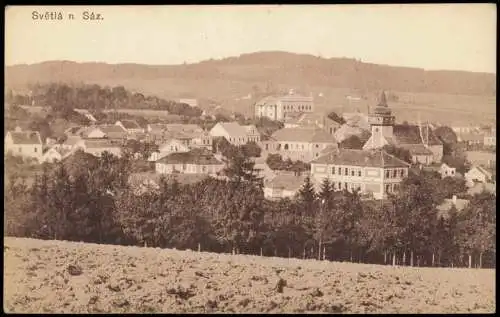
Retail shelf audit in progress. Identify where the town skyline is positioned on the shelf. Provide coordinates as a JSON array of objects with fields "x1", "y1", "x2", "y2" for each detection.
[{"x1": 5, "y1": 4, "x2": 496, "y2": 73}]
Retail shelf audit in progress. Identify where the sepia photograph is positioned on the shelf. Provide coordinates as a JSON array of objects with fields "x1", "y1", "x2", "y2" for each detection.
[{"x1": 4, "y1": 4, "x2": 496, "y2": 313}]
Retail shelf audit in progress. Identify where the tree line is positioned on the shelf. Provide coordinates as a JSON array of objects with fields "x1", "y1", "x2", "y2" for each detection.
[
  {"x1": 4, "y1": 149, "x2": 495, "y2": 269},
  {"x1": 6, "y1": 83, "x2": 203, "y2": 118}
]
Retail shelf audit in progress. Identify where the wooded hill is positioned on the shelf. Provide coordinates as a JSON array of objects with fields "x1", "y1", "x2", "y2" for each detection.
[{"x1": 6, "y1": 51, "x2": 495, "y2": 99}]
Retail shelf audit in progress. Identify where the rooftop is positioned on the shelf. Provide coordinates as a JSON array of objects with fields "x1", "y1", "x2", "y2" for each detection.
[
  {"x1": 265, "y1": 174, "x2": 307, "y2": 191},
  {"x1": 118, "y1": 120, "x2": 142, "y2": 130},
  {"x1": 271, "y1": 127, "x2": 337, "y2": 143},
  {"x1": 156, "y1": 150, "x2": 223, "y2": 165},
  {"x1": 8, "y1": 131, "x2": 42, "y2": 145},
  {"x1": 312, "y1": 149, "x2": 410, "y2": 168}
]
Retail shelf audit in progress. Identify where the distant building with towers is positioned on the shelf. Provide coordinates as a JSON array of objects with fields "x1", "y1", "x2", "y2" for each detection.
[{"x1": 254, "y1": 89, "x2": 314, "y2": 121}]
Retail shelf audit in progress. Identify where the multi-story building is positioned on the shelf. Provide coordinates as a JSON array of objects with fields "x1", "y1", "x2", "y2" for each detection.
[
  {"x1": 363, "y1": 92, "x2": 443, "y2": 164},
  {"x1": 4, "y1": 127, "x2": 43, "y2": 161},
  {"x1": 262, "y1": 127, "x2": 338, "y2": 162},
  {"x1": 254, "y1": 90, "x2": 314, "y2": 121},
  {"x1": 210, "y1": 122, "x2": 260, "y2": 145},
  {"x1": 310, "y1": 149, "x2": 411, "y2": 200}
]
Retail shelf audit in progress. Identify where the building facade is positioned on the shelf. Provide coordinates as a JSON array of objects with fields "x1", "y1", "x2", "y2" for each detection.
[
  {"x1": 310, "y1": 149, "x2": 410, "y2": 200},
  {"x1": 255, "y1": 90, "x2": 314, "y2": 121},
  {"x1": 210, "y1": 122, "x2": 261, "y2": 145},
  {"x1": 155, "y1": 151, "x2": 224, "y2": 175},
  {"x1": 4, "y1": 128, "x2": 43, "y2": 161},
  {"x1": 262, "y1": 127, "x2": 338, "y2": 162}
]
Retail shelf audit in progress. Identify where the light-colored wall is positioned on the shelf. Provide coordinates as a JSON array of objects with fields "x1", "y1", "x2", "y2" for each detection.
[
  {"x1": 311, "y1": 163, "x2": 408, "y2": 199},
  {"x1": 155, "y1": 162, "x2": 224, "y2": 175},
  {"x1": 5, "y1": 134, "x2": 43, "y2": 161},
  {"x1": 265, "y1": 141, "x2": 336, "y2": 163}
]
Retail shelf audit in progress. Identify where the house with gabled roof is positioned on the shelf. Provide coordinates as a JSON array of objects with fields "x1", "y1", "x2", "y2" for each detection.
[
  {"x1": 262, "y1": 127, "x2": 338, "y2": 162},
  {"x1": 4, "y1": 128, "x2": 43, "y2": 161},
  {"x1": 464, "y1": 166, "x2": 494, "y2": 187},
  {"x1": 310, "y1": 149, "x2": 411, "y2": 200},
  {"x1": 210, "y1": 122, "x2": 261, "y2": 145},
  {"x1": 155, "y1": 149, "x2": 224, "y2": 175},
  {"x1": 263, "y1": 173, "x2": 307, "y2": 200},
  {"x1": 98, "y1": 124, "x2": 127, "y2": 140},
  {"x1": 115, "y1": 120, "x2": 144, "y2": 134},
  {"x1": 148, "y1": 138, "x2": 190, "y2": 162},
  {"x1": 439, "y1": 163, "x2": 457, "y2": 179}
]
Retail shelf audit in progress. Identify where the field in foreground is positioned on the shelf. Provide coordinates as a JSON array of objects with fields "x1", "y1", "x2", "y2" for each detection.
[{"x1": 4, "y1": 237, "x2": 495, "y2": 314}]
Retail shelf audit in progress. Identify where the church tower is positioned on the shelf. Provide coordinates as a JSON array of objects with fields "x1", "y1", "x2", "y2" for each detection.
[{"x1": 364, "y1": 91, "x2": 396, "y2": 149}]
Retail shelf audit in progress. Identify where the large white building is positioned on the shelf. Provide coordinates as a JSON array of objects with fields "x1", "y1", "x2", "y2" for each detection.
[
  {"x1": 254, "y1": 90, "x2": 314, "y2": 121},
  {"x1": 310, "y1": 149, "x2": 411, "y2": 200}
]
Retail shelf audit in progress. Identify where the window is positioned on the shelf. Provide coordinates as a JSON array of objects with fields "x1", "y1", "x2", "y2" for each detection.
[
  {"x1": 385, "y1": 184, "x2": 391, "y2": 193},
  {"x1": 344, "y1": 182, "x2": 348, "y2": 189},
  {"x1": 393, "y1": 170, "x2": 397, "y2": 178},
  {"x1": 284, "y1": 144, "x2": 289, "y2": 150},
  {"x1": 338, "y1": 182, "x2": 342, "y2": 190},
  {"x1": 344, "y1": 168, "x2": 348, "y2": 176},
  {"x1": 202, "y1": 166, "x2": 207, "y2": 173},
  {"x1": 338, "y1": 167, "x2": 341, "y2": 174},
  {"x1": 315, "y1": 144, "x2": 319, "y2": 148},
  {"x1": 351, "y1": 170, "x2": 355, "y2": 176},
  {"x1": 332, "y1": 167, "x2": 335, "y2": 175},
  {"x1": 34, "y1": 147, "x2": 37, "y2": 153},
  {"x1": 358, "y1": 170, "x2": 362, "y2": 177},
  {"x1": 400, "y1": 169, "x2": 404, "y2": 177},
  {"x1": 385, "y1": 170, "x2": 390, "y2": 178},
  {"x1": 394, "y1": 184, "x2": 399, "y2": 192}
]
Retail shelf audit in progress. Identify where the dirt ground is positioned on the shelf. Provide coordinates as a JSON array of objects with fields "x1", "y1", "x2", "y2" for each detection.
[{"x1": 4, "y1": 237, "x2": 495, "y2": 313}]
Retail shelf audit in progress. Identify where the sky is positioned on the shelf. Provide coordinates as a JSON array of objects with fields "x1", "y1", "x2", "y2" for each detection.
[{"x1": 5, "y1": 4, "x2": 497, "y2": 73}]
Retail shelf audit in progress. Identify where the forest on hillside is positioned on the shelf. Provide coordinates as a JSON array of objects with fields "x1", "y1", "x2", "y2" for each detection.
[
  {"x1": 5, "y1": 52, "x2": 496, "y2": 97},
  {"x1": 6, "y1": 83, "x2": 203, "y2": 117}
]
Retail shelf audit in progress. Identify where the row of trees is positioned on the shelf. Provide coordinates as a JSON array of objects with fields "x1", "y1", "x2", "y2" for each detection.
[
  {"x1": 5, "y1": 149, "x2": 495, "y2": 268},
  {"x1": 7, "y1": 83, "x2": 203, "y2": 117}
]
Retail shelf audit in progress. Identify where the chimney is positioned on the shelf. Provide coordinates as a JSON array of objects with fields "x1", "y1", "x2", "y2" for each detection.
[{"x1": 452, "y1": 195, "x2": 457, "y2": 204}]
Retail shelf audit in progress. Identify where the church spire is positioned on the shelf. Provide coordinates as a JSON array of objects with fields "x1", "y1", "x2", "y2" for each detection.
[{"x1": 378, "y1": 91, "x2": 388, "y2": 107}]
